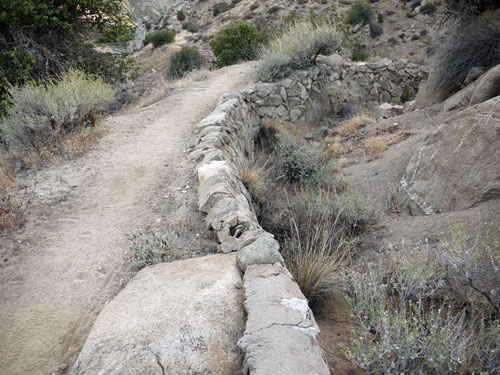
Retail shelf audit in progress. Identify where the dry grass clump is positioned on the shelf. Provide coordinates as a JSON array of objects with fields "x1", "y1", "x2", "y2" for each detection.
[
  {"x1": 1, "y1": 70, "x2": 113, "y2": 158},
  {"x1": 337, "y1": 114, "x2": 372, "y2": 137},
  {"x1": 241, "y1": 160, "x2": 271, "y2": 202},
  {"x1": 363, "y1": 129, "x2": 410, "y2": 156}
]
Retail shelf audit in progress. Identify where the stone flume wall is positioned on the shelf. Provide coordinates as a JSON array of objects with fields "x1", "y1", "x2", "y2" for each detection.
[{"x1": 190, "y1": 57, "x2": 428, "y2": 374}]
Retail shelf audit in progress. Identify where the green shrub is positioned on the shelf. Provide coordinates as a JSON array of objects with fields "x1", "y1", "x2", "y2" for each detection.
[
  {"x1": 176, "y1": 10, "x2": 186, "y2": 21},
  {"x1": 212, "y1": 2, "x2": 230, "y2": 16},
  {"x1": 210, "y1": 21, "x2": 263, "y2": 67},
  {"x1": 344, "y1": 224, "x2": 500, "y2": 374},
  {"x1": 411, "y1": 33, "x2": 420, "y2": 40},
  {"x1": 129, "y1": 232, "x2": 173, "y2": 270},
  {"x1": 169, "y1": 45, "x2": 203, "y2": 79},
  {"x1": 351, "y1": 43, "x2": 369, "y2": 61},
  {"x1": 347, "y1": 0, "x2": 374, "y2": 25},
  {"x1": 182, "y1": 22, "x2": 199, "y2": 33},
  {"x1": 272, "y1": 133, "x2": 327, "y2": 184},
  {"x1": 144, "y1": 29, "x2": 176, "y2": 47},
  {"x1": 231, "y1": 0, "x2": 242, "y2": 6},
  {"x1": 257, "y1": 19, "x2": 349, "y2": 81},
  {"x1": 369, "y1": 22, "x2": 383, "y2": 38},
  {"x1": 332, "y1": 189, "x2": 374, "y2": 232},
  {"x1": 377, "y1": 12, "x2": 384, "y2": 23},
  {"x1": 0, "y1": 70, "x2": 113, "y2": 154}
]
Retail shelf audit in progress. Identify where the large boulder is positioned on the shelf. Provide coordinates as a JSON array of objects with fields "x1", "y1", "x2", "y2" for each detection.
[
  {"x1": 71, "y1": 254, "x2": 244, "y2": 375},
  {"x1": 398, "y1": 95, "x2": 500, "y2": 215}
]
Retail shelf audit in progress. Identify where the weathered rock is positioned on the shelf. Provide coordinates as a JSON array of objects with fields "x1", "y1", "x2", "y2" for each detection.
[
  {"x1": 444, "y1": 64, "x2": 500, "y2": 112},
  {"x1": 398, "y1": 96, "x2": 500, "y2": 215},
  {"x1": 237, "y1": 237, "x2": 283, "y2": 272},
  {"x1": 313, "y1": 127, "x2": 329, "y2": 141},
  {"x1": 376, "y1": 102, "x2": 404, "y2": 119},
  {"x1": 71, "y1": 254, "x2": 244, "y2": 375},
  {"x1": 238, "y1": 264, "x2": 329, "y2": 375}
]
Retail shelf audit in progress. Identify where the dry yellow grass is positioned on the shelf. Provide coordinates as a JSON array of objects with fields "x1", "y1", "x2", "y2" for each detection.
[
  {"x1": 337, "y1": 114, "x2": 373, "y2": 137},
  {"x1": 241, "y1": 161, "x2": 271, "y2": 202},
  {"x1": 364, "y1": 130, "x2": 410, "y2": 157}
]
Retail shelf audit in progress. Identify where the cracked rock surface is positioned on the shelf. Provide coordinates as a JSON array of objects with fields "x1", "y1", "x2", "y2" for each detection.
[{"x1": 71, "y1": 254, "x2": 244, "y2": 375}]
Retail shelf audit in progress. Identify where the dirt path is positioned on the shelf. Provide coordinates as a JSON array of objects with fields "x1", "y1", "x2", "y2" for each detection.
[{"x1": 0, "y1": 62, "x2": 255, "y2": 375}]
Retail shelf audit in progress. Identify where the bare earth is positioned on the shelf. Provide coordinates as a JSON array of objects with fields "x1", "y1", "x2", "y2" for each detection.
[{"x1": 0, "y1": 62, "x2": 255, "y2": 375}]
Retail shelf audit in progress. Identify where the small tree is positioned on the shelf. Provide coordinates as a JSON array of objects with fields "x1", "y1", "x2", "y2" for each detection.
[
  {"x1": 347, "y1": 0, "x2": 374, "y2": 26},
  {"x1": 210, "y1": 21, "x2": 263, "y2": 67},
  {"x1": 169, "y1": 46, "x2": 203, "y2": 78}
]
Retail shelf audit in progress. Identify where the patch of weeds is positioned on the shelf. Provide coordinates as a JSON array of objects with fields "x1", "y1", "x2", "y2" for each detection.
[
  {"x1": 212, "y1": 2, "x2": 231, "y2": 16},
  {"x1": 182, "y1": 22, "x2": 199, "y2": 33},
  {"x1": 0, "y1": 185, "x2": 32, "y2": 231},
  {"x1": 128, "y1": 232, "x2": 174, "y2": 270}
]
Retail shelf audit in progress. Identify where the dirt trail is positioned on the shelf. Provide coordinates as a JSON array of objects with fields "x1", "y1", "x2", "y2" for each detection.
[{"x1": 0, "y1": 62, "x2": 255, "y2": 375}]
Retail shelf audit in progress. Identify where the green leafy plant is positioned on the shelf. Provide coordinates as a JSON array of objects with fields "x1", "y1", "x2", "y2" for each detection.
[
  {"x1": 347, "y1": 0, "x2": 374, "y2": 25},
  {"x1": 182, "y1": 22, "x2": 199, "y2": 33},
  {"x1": 210, "y1": 21, "x2": 263, "y2": 67},
  {"x1": 129, "y1": 232, "x2": 174, "y2": 270},
  {"x1": 176, "y1": 10, "x2": 186, "y2": 21},
  {"x1": 169, "y1": 45, "x2": 203, "y2": 79},
  {"x1": 377, "y1": 12, "x2": 384, "y2": 23},
  {"x1": 212, "y1": 2, "x2": 230, "y2": 16},
  {"x1": 144, "y1": 29, "x2": 176, "y2": 47}
]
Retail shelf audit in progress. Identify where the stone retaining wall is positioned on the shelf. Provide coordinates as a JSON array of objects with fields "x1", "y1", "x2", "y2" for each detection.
[{"x1": 190, "y1": 57, "x2": 428, "y2": 374}]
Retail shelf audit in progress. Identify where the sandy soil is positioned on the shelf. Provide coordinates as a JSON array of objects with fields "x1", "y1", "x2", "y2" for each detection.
[{"x1": 0, "y1": 62, "x2": 255, "y2": 375}]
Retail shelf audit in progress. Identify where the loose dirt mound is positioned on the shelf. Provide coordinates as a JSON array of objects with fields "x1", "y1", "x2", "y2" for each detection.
[{"x1": 0, "y1": 62, "x2": 255, "y2": 375}]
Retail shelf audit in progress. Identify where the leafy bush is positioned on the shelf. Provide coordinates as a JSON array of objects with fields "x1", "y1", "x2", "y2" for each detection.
[
  {"x1": 210, "y1": 21, "x2": 263, "y2": 67},
  {"x1": 231, "y1": 0, "x2": 242, "y2": 6},
  {"x1": 377, "y1": 12, "x2": 384, "y2": 23},
  {"x1": 347, "y1": 0, "x2": 374, "y2": 25},
  {"x1": 272, "y1": 134, "x2": 328, "y2": 184},
  {"x1": 351, "y1": 43, "x2": 369, "y2": 61},
  {"x1": 0, "y1": 70, "x2": 113, "y2": 154},
  {"x1": 332, "y1": 189, "x2": 375, "y2": 232},
  {"x1": 144, "y1": 29, "x2": 176, "y2": 47},
  {"x1": 212, "y1": 2, "x2": 230, "y2": 16},
  {"x1": 345, "y1": 263, "x2": 470, "y2": 375},
  {"x1": 257, "y1": 19, "x2": 349, "y2": 81},
  {"x1": 344, "y1": 224, "x2": 500, "y2": 374},
  {"x1": 369, "y1": 22, "x2": 384, "y2": 38},
  {"x1": 169, "y1": 45, "x2": 203, "y2": 79},
  {"x1": 129, "y1": 232, "x2": 174, "y2": 270},
  {"x1": 176, "y1": 10, "x2": 186, "y2": 21},
  {"x1": 182, "y1": 22, "x2": 199, "y2": 33}
]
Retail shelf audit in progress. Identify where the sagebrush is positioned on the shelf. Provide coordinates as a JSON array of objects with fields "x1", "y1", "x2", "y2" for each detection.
[
  {"x1": 0, "y1": 70, "x2": 113, "y2": 155},
  {"x1": 129, "y1": 232, "x2": 174, "y2": 270},
  {"x1": 257, "y1": 19, "x2": 350, "y2": 81}
]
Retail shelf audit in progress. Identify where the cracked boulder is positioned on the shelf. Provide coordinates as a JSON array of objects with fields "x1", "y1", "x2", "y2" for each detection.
[
  {"x1": 71, "y1": 254, "x2": 244, "y2": 375},
  {"x1": 397, "y1": 95, "x2": 500, "y2": 215}
]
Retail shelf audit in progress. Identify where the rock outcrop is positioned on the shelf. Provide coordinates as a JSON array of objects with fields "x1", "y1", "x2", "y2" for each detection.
[
  {"x1": 71, "y1": 254, "x2": 244, "y2": 375},
  {"x1": 398, "y1": 95, "x2": 500, "y2": 215}
]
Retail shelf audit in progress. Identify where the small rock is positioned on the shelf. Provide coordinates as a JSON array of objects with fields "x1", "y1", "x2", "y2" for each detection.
[
  {"x1": 237, "y1": 237, "x2": 283, "y2": 272},
  {"x1": 313, "y1": 127, "x2": 329, "y2": 141},
  {"x1": 303, "y1": 133, "x2": 314, "y2": 141}
]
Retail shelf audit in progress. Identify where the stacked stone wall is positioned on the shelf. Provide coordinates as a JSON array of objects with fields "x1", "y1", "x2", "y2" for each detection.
[{"x1": 190, "y1": 57, "x2": 428, "y2": 374}]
